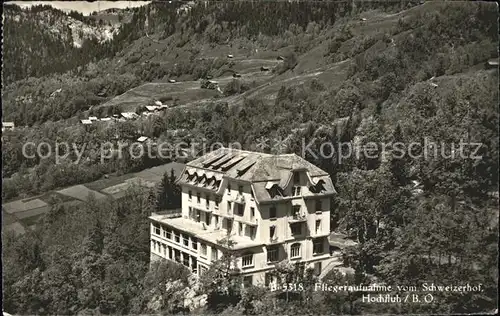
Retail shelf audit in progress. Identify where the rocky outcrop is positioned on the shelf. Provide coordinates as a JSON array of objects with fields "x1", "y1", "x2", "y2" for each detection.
[
  {"x1": 183, "y1": 274, "x2": 208, "y2": 311},
  {"x1": 146, "y1": 274, "x2": 208, "y2": 312}
]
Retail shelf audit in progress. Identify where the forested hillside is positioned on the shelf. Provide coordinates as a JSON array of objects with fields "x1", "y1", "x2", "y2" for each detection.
[
  {"x1": 2, "y1": 4, "x2": 131, "y2": 84},
  {"x1": 2, "y1": 0, "x2": 419, "y2": 126},
  {"x1": 2, "y1": 1, "x2": 498, "y2": 314}
]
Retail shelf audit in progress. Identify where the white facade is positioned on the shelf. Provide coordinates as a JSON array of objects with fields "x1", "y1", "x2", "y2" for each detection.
[{"x1": 149, "y1": 148, "x2": 336, "y2": 286}]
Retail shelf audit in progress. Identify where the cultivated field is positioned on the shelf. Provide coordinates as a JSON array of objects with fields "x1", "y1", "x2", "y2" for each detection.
[{"x1": 2, "y1": 161, "x2": 185, "y2": 236}]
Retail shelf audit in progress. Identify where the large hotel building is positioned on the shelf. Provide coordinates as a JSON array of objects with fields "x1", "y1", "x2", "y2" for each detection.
[{"x1": 149, "y1": 147, "x2": 337, "y2": 286}]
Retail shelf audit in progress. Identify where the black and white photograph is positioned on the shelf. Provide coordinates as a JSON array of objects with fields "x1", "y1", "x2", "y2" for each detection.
[{"x1": 1, "y1": 0, "x2": 498, "y2": 315}]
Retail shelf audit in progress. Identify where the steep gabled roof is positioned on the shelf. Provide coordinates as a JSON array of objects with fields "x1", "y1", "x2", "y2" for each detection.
[{"x1": 179, "y1": 148, "x2": 336, "y2": 202}]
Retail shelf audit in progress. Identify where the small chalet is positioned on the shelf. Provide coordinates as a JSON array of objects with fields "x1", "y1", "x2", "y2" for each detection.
[{"x1": 2, "y1": 122, "x2": 15, "y2": 132}]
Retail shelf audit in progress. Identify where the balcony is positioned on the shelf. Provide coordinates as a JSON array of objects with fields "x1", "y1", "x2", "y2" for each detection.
[
  {"x1": 311, "y1": 231, "x2": 330, "y2": 238},
  {"x1": 240, "y1": 218, "x2": 258, "y2": 226},
  {"x1": 288, "y1": 213, "x2": 307, "y2": 223},
  {"x1": 216, "y1": 207, "x2": 233, "y2": 218},
  {"x1": 230, "y1": 193, "x2": 245, "y2": 204},
  {"x1": 193, "y1": 207, "x2": 212, "y2": 219}
]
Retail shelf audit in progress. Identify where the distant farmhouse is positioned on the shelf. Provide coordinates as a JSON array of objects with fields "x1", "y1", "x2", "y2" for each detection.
[
  {"x1": 121, "y1": 112, "x2": 140, "y2": 120},
  {"x1": 485, "y1": 58, "x2": 499, "y2": 69},
  {"x1": 2, "y1": 122, "x2": 15, "y2": 132}
]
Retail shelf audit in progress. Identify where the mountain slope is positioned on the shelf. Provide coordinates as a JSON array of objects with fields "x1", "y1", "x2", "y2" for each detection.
[
  {"x1": 2, "y1": 4, "x2": 130, "y2": 84},
  {"x1": 1, "y1": 0, "x2": 498, "y2": 200},
  {"x1": 2, "y1": 0, "x2": 423, "y2": 125}
]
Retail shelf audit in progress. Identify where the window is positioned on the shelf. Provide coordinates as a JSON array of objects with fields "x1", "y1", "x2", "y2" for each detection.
[
  {"x1": 174, "y1": 249, "x2": 181, "y2": 262},
  {"x1": 250, "y1": 207, "x2": 255, "y2": 219},
  {"x1": 199, "y1": 266, "x2": 207, "y2": 276},
  {"x1": 228, "y1": 184, "x2": 231, "y2": 193},
  {"x1": 206, "y1": 194, "x2": 210, "y2": 208},
  {"x1": 293, "y1": 172, "x2": 300, "y2": 184},
  {"x1": 205, "y1": 213, "x2": 211, "y2": 226},
  {"x1": 313, "y1": 238, "x2": 324, "y2": 254},
  {"x1": 211, "y1": 247, "x2": 218, "y2": 261},
  {"x1": 192, "y1": 237, "x2": 198, "y2": 250},
  {"x1": 265, "y1": 273, "x2": 273, "y2": 286},
  {"x1": 291, "y1": 223, "x2": 302, "y2": 235},
  {"x1": 315, "y1": 220, "x2": 321, "y2": 234},
  {"x1": 227, "y1": 202, "x2": 232, "y2": 214},
  {"x1": 214, "y1": 215, "x2": 219, "y2": 228},
  {"x1": 153, "y1": 223, "x2": 160, "y2": 235},
  {"x1": 200, "y1": 244, "x2": 207, "y2": 257},
  {"x1": 224, "y1": 218, "x2": 233, "y2": 233},
  {"x1": 291, "y1": 243, "x2": 301, "y2": 258},
  {"x1": 237, "y1": 204, "x2": 244, "y2": 216},
  {"x1": 246, "y1": 226, "x2": 256, "y2": 240},
  {"x1": 270, "y1": 206, "x2": 277, "y2": 219},
  {"x1": 197, "y1": 193, "x2": 201, "y2": 203},
  {"x1": 267, "y1": 246, "x2": 279, "y2": 262},
  {"x1": 183, "y1": 235, "x2": 189, "y2": 247},
  {"x1": 314, "y1": 262, "x2": 322, "y2": 276},
  {"x1": 243, "y1": 275, "x2": 253, "y2": 287},
  {"x1": 188, "y1": 190, "x2": 192, "y2": 200},
  {"x1": 293, "y1": 186, "x2": 301, "y2": 196},
  {"x1": 215, "y1": 197, "x2": 220, "y2": 208},
  {"x1": 250, "y1": 188, "x2": 254, "y2": 199},
  {"x1": 292, "y1": 205, "x2": 301, "y2": 218},
  {"x1": 269, "y1": 186, "x2": 283, "y2": 199},
  {"x1": 269, "y1": 226, "x2": 276, "y2": 240},
  {"x1": 316, "y1": 200, "x2": 323, "y2": 212},
  {"x1": 239, "y1": 222, "x2": 243, "y2": 236},
  {"x1": 174, "y1": 231, "x2": 180, "y2": 243},
  {"x1": 242, "y1": 253, "x2": 253, "y2": 267},
  {"x1": 165, "y1": 228, "x2": 172, "y2": 239},
  {"x1": 238, "y1": 185, "x2": 243, "y2": 194}
]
